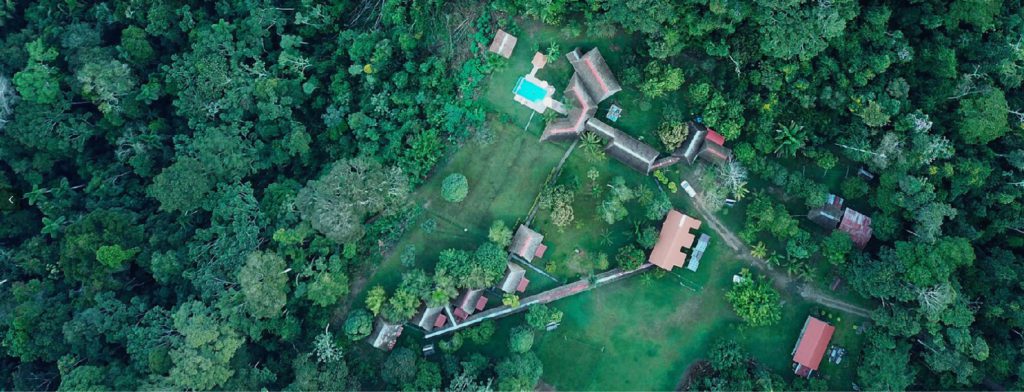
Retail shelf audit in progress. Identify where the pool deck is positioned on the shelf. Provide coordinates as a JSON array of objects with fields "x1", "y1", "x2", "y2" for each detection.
[{"x1": 513, "y1": 52, "x2": 557, "y2": 114}]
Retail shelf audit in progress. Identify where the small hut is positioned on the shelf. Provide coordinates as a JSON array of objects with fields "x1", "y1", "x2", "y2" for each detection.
[
  {"x1": 838, "y1": 208, "x2": 873, "y2": 249},
  {"x1": 453, "y1": 289, "x2": 486, "y2": 321},
  {"x1": 413, "y1": 306, "x2": 447, "y2": 332},
  {"x1": 367, "y1": 319, "x2": 404, "y2": 351},
  {"x1": 510, "y1": 225, "x2": 546, "y2": 262},
  {"x1": 488, "y1": 29, "x2": 517, "y2": 58},
  {"x1": 808, "y1": 194, "x2": 845, "y2": 230},
  {"x1": 499, "y1": 262, "x2": 529, "y2": 294}
]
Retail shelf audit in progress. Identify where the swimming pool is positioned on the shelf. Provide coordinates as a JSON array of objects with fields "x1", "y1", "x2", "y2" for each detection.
[{"x1": 514, "y1": 77, "x2": 548, "y2": 103}]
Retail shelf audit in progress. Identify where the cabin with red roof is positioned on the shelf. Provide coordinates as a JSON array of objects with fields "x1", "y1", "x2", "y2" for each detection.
[
  {"x1": 792, "y1": 316, "x2": 836, "y2": 377},
  {"x1": 838, "y1": 208, "x2": 873, "y2": 249}
]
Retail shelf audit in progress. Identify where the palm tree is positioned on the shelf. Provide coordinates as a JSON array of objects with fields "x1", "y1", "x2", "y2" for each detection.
[
  {"x1": 580, "y1": 132, "x2": 605, "y2": 160},
  {"x1": 786, "y1": 261, "x2": 812, "y2": 280},
  {"x1": 773, "y1": 121, "x2": 807, "y2": 157},
  {"x1": 750, "y1": 242, "x2": 768, "y2": 259},
  {"x1": 599, "y1": 228, "x2": 615, "y2": 246}
]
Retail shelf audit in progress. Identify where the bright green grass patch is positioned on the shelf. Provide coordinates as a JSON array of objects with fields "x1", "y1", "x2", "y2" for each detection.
[{"x1": 359, "y1": 118, "x2": 566, "y2": 297}]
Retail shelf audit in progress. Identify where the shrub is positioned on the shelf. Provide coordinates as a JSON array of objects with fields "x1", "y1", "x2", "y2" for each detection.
[{"x1": 441, "y1": 173, "x2": 469, "y2": 202}]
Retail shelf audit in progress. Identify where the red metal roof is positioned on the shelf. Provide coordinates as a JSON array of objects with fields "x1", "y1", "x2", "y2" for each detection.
[
  {"x1": 838, "y1": 208, "x2": 872, "y2": 249},
  {"x1": 705, "y1": 129, "x2": 725, "y2": 146},
  {"x1": 453, "y1": 307, "x2": 469, "y2": 321},
  {"x1": 475, "y1": 296, "x2": 488, "y2": 311},
  {"x1": 534, "y1": 243, "x2": 548, "y2": 258},
  {"x1": 434, "y1": 314, "x2": 447, "y2": 328},
  {"x1": 517, "y1": 277, "x2": 530, "y2": 293},
  {"x1": 793, "y1": 317, "x2": 835, "y2": 373}
]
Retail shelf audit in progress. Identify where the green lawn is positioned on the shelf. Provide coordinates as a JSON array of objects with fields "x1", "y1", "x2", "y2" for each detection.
[{"x1": 358, "y1": 117, "x2": 566, "y2": 297}]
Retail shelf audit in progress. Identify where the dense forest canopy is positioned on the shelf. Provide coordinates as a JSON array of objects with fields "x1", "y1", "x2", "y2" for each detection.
[{"x1": 0, "y1": 0, "x2": 1022, "y2": 390}]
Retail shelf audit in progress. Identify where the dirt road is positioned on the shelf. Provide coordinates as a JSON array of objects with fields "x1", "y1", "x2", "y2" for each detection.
[{"x1": 682, "y1": 171, "x2": 872, "y2": 319}]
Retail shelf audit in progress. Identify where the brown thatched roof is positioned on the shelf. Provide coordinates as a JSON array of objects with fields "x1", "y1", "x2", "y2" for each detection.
[
  {"x1": 605, "y1": 135, "x2": 660, "y2": 174},
  {"x1": 541, "y1": 74, "x2": 596, "y2": 142},
  {"x1": 698, "y1": 142, "x2": 732, "y2": 165},
  {"x1": 454, "y1": 289, "x2": 485, "y2": 319},
  {"x1": 414, "y1": 306, "x2": 446, "y2": 331},
  {"x1": 566, "y1": 48, "x2": 622, "y2": 103},
  {"x1": 499, "y1": 262, "x2": 527, "y2": 293},
  {"x1": 586, "y1": 118, "x2": 660, "y2": 174},
  {"x1": 584, "y1": 116, "x2": 619, "y2": 141},
  {"x1": 676, "y1": 122, "x2": 709, "y2": 164},
  {"x1": 510, "y1": 225, "x2": 544, "y2": 262}
]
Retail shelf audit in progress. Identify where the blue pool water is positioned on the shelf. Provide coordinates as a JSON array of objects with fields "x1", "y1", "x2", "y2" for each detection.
[{"x1": 514, "y1": 77, "x2": 547, "y2": 102}]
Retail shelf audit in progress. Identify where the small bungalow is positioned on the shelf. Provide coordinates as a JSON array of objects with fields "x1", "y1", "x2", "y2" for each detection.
[
  {"x1": 697, "y1": 141, "x2": 732, "y2": 165},
  {"x1": 488, "y1": 29, "x2": 517, "y2": 58},
  {"x1": 838, "y1": 208, "x2": 873, "y2": 249},
  {"x1": 675, "y1": 123, "x2": 732, "y2": 166},
  {"x1": 686, "y1": 234, "x2": 711, "y2": 272},
  {"x1": 367, "y1": 319, "x2": 404, "y2": 351},
  {"x1": 499, "y1": 262, "x2": 529, "y2": 294},
  {"x1": 808, "y1": 194, "x2": 845, "y2": 230},
  {"x1": 566, "y1": 47, "x2": 622, "y2": 103},
  {"x1": 857, "y1": 166, "x2": 876, "y2": 182},
  {"x1": 510, "y1": 225, "x2": 547, "y2": 262},
  {"x1": 792, "y1": 316, "x2": 836, "y2": 378},
  {"x1": 649, "y1": 210, "x2": 703, "y2": 271},
  {"x1": 413, "y1": 306, "x2": 447, "y2": 332},
  {"x1": 808, "y1": 194, "x2": 873, "y2": 249},
  {"x1": 453, "y1": 289, "x2": 487, "y2": 321},
  {"x1": 696, "y1": 128, "x2": 732, "y2": 165}
]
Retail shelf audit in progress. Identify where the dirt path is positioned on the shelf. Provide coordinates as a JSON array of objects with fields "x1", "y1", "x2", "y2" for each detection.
[
  {"x1": 680, "y1": 171, "x2": 872, "y2": 319},
  {"x1": 525, "y1": 140, "x2": 578, "y2": 226}
]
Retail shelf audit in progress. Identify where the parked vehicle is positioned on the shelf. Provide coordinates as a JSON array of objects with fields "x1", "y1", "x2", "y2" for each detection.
[{"x1": 680, "y1": 181, "x2": 697, "y2": 198}]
